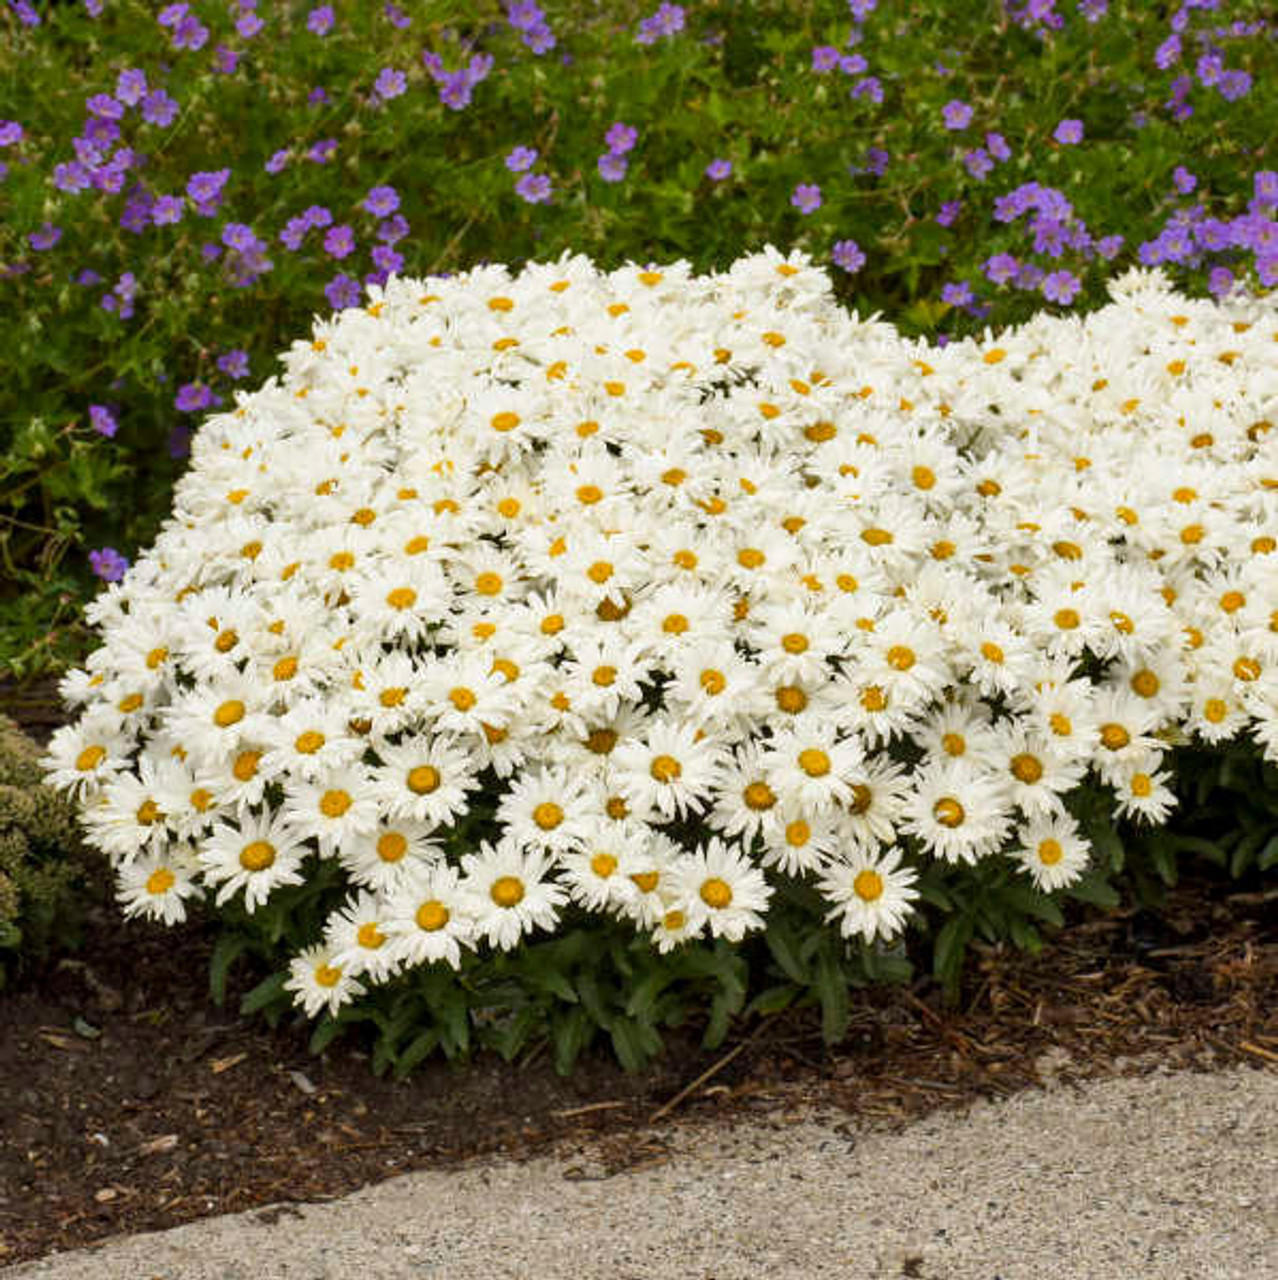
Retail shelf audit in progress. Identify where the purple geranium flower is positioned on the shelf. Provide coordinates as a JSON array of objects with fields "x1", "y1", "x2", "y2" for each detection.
[
  {"x1": 791, "y1": 183, "x2": 821, "y2": 214},
  {"x1": 377, "y1": 214, "x2": 409, "y2": 243},
  {"x1": 941, "y1": 280, "x2": 973, "y2": 306},
  {"x1": 1207, "y1": 266, "x2": 1234, "y2": 299},
  {"x1": 636, "y1": 1, "x2": 685, "y2": 44},
  {"x1": 985, "y1": 131, "x2": 1010, "y2": 161},
  {"x1": 605, "y1": 122, "x2": 638, "y2": 155},
  {"x1": 88, "y1": 404, "x2": 118, "y2": 437},
  {"x1": 963, "y1": 149, "x2": 993, "y2": 180},
  {"x1": 941, "y1": 99, "x2": 972, "y2": 130},
  {"x1": 373, "y1": 68, "x2": 407, "y2": 101},
  {"x1": 175, "y1": 381, "x2": 213, "y2": 412},
  {"x1": 705, "y1": 158, "x2": 732, "y2": 181},
  {"x1": 1053, "y1": 119, "x2": 1084, "y2": 145},
  {"x1": 217, "y1": 349, "x2": 250, "y2": 379},
  {"x1": 983, "y1": 252, "x2": 1019, "y2": 285},
  {"x1": 221, "y1": 222, "x2": 259, "y2": 252},
  {"x1": 89, "y1": 548, "x2": 129, "y2": 582},
  {"x1": 598, "y1": 152, "x2": 628, "y2": 182},
  {"x1": 187, "y1": 168, "x2": 229, "y2": 206},
  {"x1": 308, "y1": 4, "x2": 334, "y2": 34},
  {"x1": 515, "y1": 172, "x2": 552, "y2": 204},
  {"x1": 141, "y1": 90, "x2": 179, "y2": 127},
  {"x1": 505, "y1": 146, "x2": 538, "y2": 173},
  {"x1": 323, "y1": 224, "x2": 356, "y2": 259},
  {"x1": 1041, "y1": 269, "x2": 1081, "y2": 304},
  {"x1": 325, "y1": 273, "x2": 362, "y2": 309},
  {"x1": 308, "y1": 138, "x2": 338, "y2": 164},
  {"x1": 1173, "y1": 165, "x2": 1196, "y2": 195},
  {"x1": 0, "y1": 120, "x2": 24, "y2": 147},
  {"x1": 831, "y1": 238, "x2": 866, "y2": 273},
  {"x1": 936, "y1": 200, "x2": 962, "y2": 227},
  {"x1": 86, "y1": 94, "x2": 124, "y2": 120},
  {"x1": 371, "y1": 244, "x2": 404, "y2": 274},
  {"x1": 811, "y1": 45, "x2": 840, "y2": 73},
  {"x1": 236, "y1": 11, "x2": 263, "y2": 38},
  {"x1": 28, "y1": 222, "x2": 61, "y2": 251},
  {"x1": 152, "y1": 194, "x2": 185, "y2": 225},
  {"x1": 362, "y1": 185, "x2": 400, "y2": 216},
  {"x1": 116, "y1": 69, "x2": 148, "y2": 106}
]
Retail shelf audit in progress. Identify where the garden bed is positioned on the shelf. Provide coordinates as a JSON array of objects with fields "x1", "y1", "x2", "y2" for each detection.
[{"x1": 2, "y1": 870, "x2": 1273, "y2": 1268}]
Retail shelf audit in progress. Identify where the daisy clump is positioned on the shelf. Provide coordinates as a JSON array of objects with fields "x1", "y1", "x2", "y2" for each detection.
[{"x1": 44, "y1": 250, "x2": 1278, "y2": 1024}]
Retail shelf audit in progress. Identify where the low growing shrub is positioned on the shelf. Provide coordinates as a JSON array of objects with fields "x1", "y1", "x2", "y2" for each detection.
[
  {"x1": 42, "y1": 250, "x2": 1278, "y2": 1070},
  {"x1": 0, "y1": 713, "x2": 96, "y2": 986}
]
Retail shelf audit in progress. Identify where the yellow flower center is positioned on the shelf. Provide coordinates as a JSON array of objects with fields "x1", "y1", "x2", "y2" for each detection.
[
  {"x1": 377, "y1": 831, "x2": 408, "y2": 862},
  {"x1": 407, "y1": 764, "x2": 441, "y2": 794},
  {"x1": 1099, "y1": 723, "x2": 1130, "y2": 750},
  {"x1": 75, "y1": 745, "x2": 106, "y2": 772},
  {"x1": 911, "y1": 465, "x2": 936, "y2": 491},
  {"x1": 449, "y1": 686, "x2": 477, "y2": 711},
  {"x1": 592, "y1": 665, "x2": 617, "y2": 686},
  {"x1": 405, "y1": 535, "x2": 432, "y2": 555},
  {"x1": 329, "y1": 551, "x2": 355, "y2": 572},
  {"x1": 861, "y1": 685, "x2": 887, "y2": 712},
  {"x1": 785, "y1": 820, "x2": 810, "y2": 846},
  {"x1": 576, "y1": 484, "x2": 603, "y2": 505},
  {"x1": 1053, "y1": 608, "x2": 1080, "y2": 630},
  {"x1": 980, "y1": 642, "x2": 1005, "y2": 664},
  {"x1": 239, "y1": 840, "x2": 276, "y2": 871},
  {"x1": 491, "y1": 876, "x2": 525, "y2": 908},
  {"x1": 662, "y1": 612, "x2": 689, "y2": 634},
  {"x1": 700, "y1": 877, "x2": 733, "y2": 909},
  {"x1": 540, "y1": 613, "x2": 565, "y2": 635},
  {"x1": 491, "y1": 411, "x2": 520, "y2": 432},
  {"x1": 233, "y1": 750, "x2": 261, "y2": 781},
  {"x1": 295, "y1": 730, "x2": 325, "y2": 755},
  {"x1": 941, "y1": 732, "x2": 966, "y2": 757},
  {"x1": 663, "y1": 909, "x2": 686, "y2": 931},
  {"x1": 650, "y1": 754, "x2": 682, "y2": 783},
  {"x1": 585, "y1": 728, "x2": 618, "y2": 754},
  {"x1": 738, "y1": 548, "x2": 765, "y2": 569},
  {"x1": 853, "y1": 869, "x2": 884, "y2": 902},
  {"x1": 146, "y1": 867, "x2": 176, "y2": 895},
  {"x1": 1131, "y1": 773, "x2": 1153, "y2": 798},
  {"x1": 379, "y1": 687, "x2": 407, "y2": 708},
  {"x1": 1038, "y1": 839, "x2": 1063, "y2": 866},
  {"x1": 590, "y1": 852, "x2": 618, "y2": 878},
  {"x1": 1234, "y1": 657, "x2": 1261, "y2": 682},
  {"x1": 1203, "y1": 698, "x2": 1228, "y2": 724},
  {"x1": 1049, "y1": 713, "x2": 1073, "y2": 737},
  {"x1": 743, "y1": 781, "x2": 776, "y2": 810},
  {"x1": 673, "y1": 549, "x2": 697, "y2": 569},
  {"x1": 886, "y1": 645, "x2": 915, "y2": 671},
  {"x1": 146, "y1": 646, "x2": 168, "y2": 669},
  {"x1": 776, "y1": 686, "x2": 807, "y2": 714},
  {"x1": 416, "y1": 900, "x2": 449, "y2": 931},
  {"x1": 798, "y1": 748, "x2": 831, "y2": 777},
  {"x1": 700, "y1": 669, "x2": 726, "y2": 695},
  {"x1": 848, "y1": 784, "x2": 872, "y2": 815},
  {"x1": 213, "y1": 700, "x2": 245, "y2": 728},
  {"x1": 315, "y1": 963, "x2": 343, "y2": 988},
  {"x1": 781, "y1": 632, "x2": 809, "y2": 654},
  {"x1": 214, "y1": 628, "x2": 239, "y2": 654},
  {"x1": 587, "y1": 560, "x2": 613, "y2": 583},
  {"x1": 933, "y1": 798, "x2": 965, "y2": 828},
  {"x1": 630, "y1": 870, "x2": 659, "y2": 893},
  {"x1": 861, "y1": 527, "x2": 893, "y2": 546},
  {"x1": 320, "y1": 789, "x2": 352, "y2": 818},
  {"x1": 533, "y1": 801, "x2": 564, "y2": 830},
  {"x1": 386, "y1": 587, "x2": 417, "y2": 610},
  {"x1": 1010, "y1": 753, "x2": 1044, "y2": 784},
  {"x1": 474, "y1": 572, "x2": 504, "y2": 596}
]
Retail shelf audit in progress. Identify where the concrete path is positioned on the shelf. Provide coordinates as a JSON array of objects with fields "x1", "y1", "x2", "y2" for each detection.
[{"x1": 10, "y1": 1064, "x2": 1276, "y2": 1280}]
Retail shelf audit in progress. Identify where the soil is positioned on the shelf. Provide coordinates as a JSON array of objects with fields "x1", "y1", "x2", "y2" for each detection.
[{"x1": 1, "y1": 681, "x2": 1276, "y2": 1269}]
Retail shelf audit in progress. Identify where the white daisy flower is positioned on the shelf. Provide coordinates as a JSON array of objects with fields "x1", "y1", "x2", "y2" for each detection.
[
  {"x1": 461, "y1": 839, "x2": 568, "y2": 951},
  {"x1": 284, "y1": 944, "x2": 367, "y2": 1019},
  {"x1": 368, "y1": 734, "x2": 481, "y2": 827},
  {"x1": 198, "y1": 811, "x2": 310, "y2": 911},
  {"x1": 383, "y1": 863, "x2": 476, "y2": 971},
  {"x1": 670, "y1": 837, "x2": 772, "y2": 942},
  {"x1": 324, "y1": 891, "x2": 401, "y2": 982},
  {"x1": 818, "y1": 846, "x2": 919, "y2": 943},
  {"x1": 116, "y1": 848, "x2": 203, "y2": 925},
  {"x1": 1012, "y1": 814, "x2": 1092, "y2": 892}
]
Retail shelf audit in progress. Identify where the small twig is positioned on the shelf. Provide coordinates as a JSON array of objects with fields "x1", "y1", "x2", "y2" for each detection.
[
  {"x1": 1238, "y1": 1041, "x2": 1278, "y2": 1065},
  {"x1": 549, "y1": 1100, "x2": 630, "y2": 1119},
  {"x1": 648, "y1": 1016, "x2": 776, "y2": 1124}
]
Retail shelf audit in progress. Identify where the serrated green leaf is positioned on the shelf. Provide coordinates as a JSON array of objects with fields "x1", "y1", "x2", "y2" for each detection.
[
  {"x1": 208, "y1": 934, "x2": 248, "y2": 1006},
  {"x1": 239, "y1": 970, "x2": 287, "y2": 1016}
]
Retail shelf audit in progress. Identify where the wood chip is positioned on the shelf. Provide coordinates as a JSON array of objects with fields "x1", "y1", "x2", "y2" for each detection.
[
  {"x1": 138, "y1": 1135, "x2": 179, "y2": 1156},
  {"x1": 210, "y1": 1052, "x2": 247, "y2": 1074}
]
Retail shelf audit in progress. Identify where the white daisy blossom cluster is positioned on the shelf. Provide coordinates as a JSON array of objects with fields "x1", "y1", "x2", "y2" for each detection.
[{"x1": 43, "y1": 248, "x2": 1278, "y2": 1019}]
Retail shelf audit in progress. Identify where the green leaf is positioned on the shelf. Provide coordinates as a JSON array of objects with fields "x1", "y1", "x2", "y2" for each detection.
[
  {"x1": 551, "y1": 1005, "x2": 595, "y2": 1077},
  {"x1": 765, "y1": 923, "x2": 810, "y2": 984},
  {"x1": 744, "y1": 983, "x2": 799, "y2": 1017},
  {"x1": 309, "y1": 1016, "x2": 345, "y2": 1056},
  {"x1": 208, "y1": 934, "x2": 248, "y2": 1006},
  {"x1": 393, "y1": 1028, "x2": 441, "y2": 1080},
  {"x1": 932, "y1": 914, "x2": 974, "y2": 1004},
  {"x1": 609, "y1": 1016, "x2": 661, "y2": 1072},
  {"x1": 239, "y1": 970, "x2": 287, "y2": 1016},
  {"x1": 1065, "y1": 869, "x2": 1120, "y2": 908},
  {"x1": 1259, "y1": 833, "x2": 1278, "y2": 872},
  {"x1": 813, "y1": 950, "x2": 850, "y2": 1045}
]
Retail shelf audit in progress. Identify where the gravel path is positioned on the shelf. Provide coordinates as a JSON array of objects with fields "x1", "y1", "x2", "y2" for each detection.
[{"x1": 11, "y1": 1064, "x2": 1276, "y2": 1280}]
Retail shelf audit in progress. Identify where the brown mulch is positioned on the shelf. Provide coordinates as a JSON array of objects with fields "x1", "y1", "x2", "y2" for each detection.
[
  {"x1": 1, "y1": 872, "x2": 1274, "y2": 1269},
  {"x1": 1, "y1": 679, "x2": 1276, "y2": 1268}
]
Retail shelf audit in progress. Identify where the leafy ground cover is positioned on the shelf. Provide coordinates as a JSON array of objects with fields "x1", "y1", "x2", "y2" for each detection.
[{"x1": 2, "y1": 0, "x2": 1277, "y2": 671}]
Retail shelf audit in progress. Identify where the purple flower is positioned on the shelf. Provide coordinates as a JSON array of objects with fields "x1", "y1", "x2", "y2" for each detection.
[
  {"x1": 1255, "y1": 171, "x2": 1278, "y2": 208},
  {"x1": 438, "y1": 73, "x2": 474, "y2": 111},
  {"x1": 171, "y1": 15, "x2": 210, "y2": 51},
  {"x1": 936, "y1": 200, "x2": 962, "y2": 227},
  {"x1": 1207, "y1": 266, "x2": 1234, "y2": 299},
  {"x1": 28, "y1": 222, "x2": 62, "y2": 251},
  {"x1": 831, "y1": 238, "x2": 866, "y2": 273},
  {"x1": 1155, "y1": 34, "x2": 1181, "y2": 70},
  {"x1": 1196, "y1": 53, "x2": 1222, "y2": 88},
  {"x1": 985, "y1": 131, "x2": 1010, "y2": 162},
  {"x1": 515, "y1": 172, "x2": 552, "y2": 204},
  {"x1": 157, "y1": 2, "x2": 188, "y2": 27},
  {"x1": 371, "y1": 244, "x2": 404, "y2": 274},
  {"x1": 851, "y1": 77, "x2": 883, "y2": 104},
  {"x1": 10, "y1": 0, "x2": 41, "y2": 26},
  {"x1": 265, "y1": 149, "x2": 291, "y2": 174},
  {"x1": 1173, "y1": 165, "x2": 1196, "y2": 195},
  {"x1": 840, "y1": 53, "x2": 868, "y2": 76},
  {"x1": 307, "y1": 4, "x2": 334, "y2": 34},
  {"x1": 705, "y1": 158, "x2": 732, "y2": 182},
  {"x1": 377, "y1": 214, "x2": 409, "y2": 243},
  {"x1": 222, "y1": 222, "x2": 259, "y2": 252},
  {"x1": 941, "y1": 280, "x2": 973, "y2": 307},
  {"x1": 324, "y1": 224, "x2": 356, "y2": 259},
  {"x1": 86, "y1": 94, "x2": 124, "y2": 120},
  {"x1": 636, "y1": 2, "x2": 685, "y2": 44},
  {"x1": 308, "y1": 87, "x2": 330, "y2": 105},
  {"x1": 141, "y1": 90, "x2": 179, "y2": 127},
  {"x1": 217, "y1": 349, "x2": 250, "y2": 379},
  {"x1": 88, "y1": 404, "x2": 118, "y2": 438},
  {"x1": 942, "y1": 99, "x2": 972, "y2": 130},
  {"x1": 983, "y1": 252, "x2": 1019, "y2": 285},
  {"x1": 605, "y1": 122, "x2": 638, "y2": 155},
  {"x1": 152, "y1": 194, "x2": 185, "y2": 225},
  {"x1": 1219, "y1": 70, "x2": 1251, "y2": 103},
  {"x1": 308, "y1": 138, "x2": 338, "y2": 163},
  {"x1": 1041, "y1": 269, "x2": 1081, "y2": 304},
  {"x1": 1053, "y1": 119, "x2": 1083, "y2": 145},
  {"x1": 597, "y1": 152, "x2": 628, "y2": 183},
  {"x1": 373, "y1": 68, "x2": 407, "y2": 101},
  {"x1": 213, "y1": 46, "x2": 240, "y2": 75},
  {"x1": 187, "y1": 169, "x2": 229, "y2": 205},
  {"x1": 864, "y1": 147, "x2": 889, "y2": 176},
  {"x1": 362, "y1": 185, "x2": 400, "y2": 216},
  {"x1": 89, "y1": 548, "x2": 129, "y2": 583},
  {"x1": 305, "y1": 204, "x2": 334, "y2": 229},
  {"x1": 1259, "y1": 256, "x2": 1278, "y2": 289},
  {"x1": 200, "y1": 243, "x2": 222, "y2": 262},
  {"x1": 384, "y1": 2, "x2": 411, "y2": 28},
  {"x1": 505, "y1": 146, "x2": 539, "y2": 173},
  {"x1": 0, "y1": 121, "x2": 24, "y2": 147},
  {"x1": 963, "y1": 149, "x2": 993, "y2": 180},
  {"x1": 811, "y1": 45, "x2": 840, "y2": 72},
  {"x1": 116, "y1": 69, "x2": 148, "y2": 106},
  {"x1": 236, "y1": 11, "x2": 263, "y2": 38},
  {"x1": 280, "y1": 217, "x2": 308, "y2": 251},
  {"x1": 791, "y1": 183, "x2": 822, "y2": 214},
  {"x1": 325, "y1": 273, "x2": 362, "y2": 309},
  {"x1": 175, "y1": 381, "x2": 213, "y2": 412}
]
